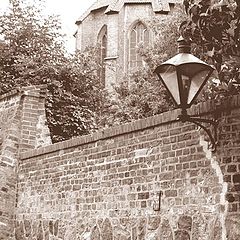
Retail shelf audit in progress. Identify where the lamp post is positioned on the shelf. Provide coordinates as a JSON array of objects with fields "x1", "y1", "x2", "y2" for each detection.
[{"x1": 154, "y1": 37, "x2": 218, "y2": 151}]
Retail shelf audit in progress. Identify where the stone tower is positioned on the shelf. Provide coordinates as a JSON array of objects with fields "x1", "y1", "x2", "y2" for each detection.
[{"x1": 75, "y1": 0, "x2": 181, "y2": 89}]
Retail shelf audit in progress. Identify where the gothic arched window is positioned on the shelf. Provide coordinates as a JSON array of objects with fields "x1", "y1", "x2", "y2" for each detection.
[
  {"x1": 98, "y1": 26, "x2": 107, "y2": 87},
  {"x1": 129, "y1": 22, "x2": 149, "y2": 68}
]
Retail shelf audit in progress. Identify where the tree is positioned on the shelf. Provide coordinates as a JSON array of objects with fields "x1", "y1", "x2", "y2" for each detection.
[
  {"x1": 0, "y1": 0, "x2": 108, "y2": 142},
  {"x1": 0, "y1": 0, "x2": 65, "y2": 90},
  {"x1": 45, "y1": 47, "x2": 109, "y2": 142},
  {"x1": 180, "y1": 0, "x2": 240, "y2": 102}
]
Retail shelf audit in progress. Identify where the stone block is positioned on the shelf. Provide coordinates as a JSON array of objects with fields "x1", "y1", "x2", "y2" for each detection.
[
  {"x1": 225, "y1": 214, "x2": 240, "y2": 240},
  {"x1": 174, "y1": 230, "x2": 190, "y2": 240},
  {"x1": 101, "y1": 218, "x2": 113, "y2": 240},
  {"x1": 177, "y1": 216, "x2": 192, "y2": 232},
  {"x1": 159, "y1": 219, "x2": 173, "y2": 240}
]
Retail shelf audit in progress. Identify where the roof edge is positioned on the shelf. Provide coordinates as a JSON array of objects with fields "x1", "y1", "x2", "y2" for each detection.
[{"x1": 76, "y1": 0, "x2": 174, "y2": 23}]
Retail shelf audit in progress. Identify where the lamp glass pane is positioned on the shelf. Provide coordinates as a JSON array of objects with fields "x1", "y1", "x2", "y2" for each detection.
[
  {"x1": 159, "y1": 65, "x2": 180, "y2": 105},
  {"x1": 187, "y1": 69, "x2": 210, "y2": 104},
  {"x1": 181, "y1": 74, "x2": 191, "y2": 106}
]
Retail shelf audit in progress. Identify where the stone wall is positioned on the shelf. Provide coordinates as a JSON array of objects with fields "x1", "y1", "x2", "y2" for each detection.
[
  {"x1": 0, "y1": 86, "x2": 51, "y2": 240},
  {"x1": 15, "y1": 95, "x2": 240, "y2": 240}
]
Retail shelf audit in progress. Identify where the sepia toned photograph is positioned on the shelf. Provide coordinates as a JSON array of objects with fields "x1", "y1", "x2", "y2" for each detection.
[{"x1": 0, "y1": 0, "x2": 239, "y2": 239}]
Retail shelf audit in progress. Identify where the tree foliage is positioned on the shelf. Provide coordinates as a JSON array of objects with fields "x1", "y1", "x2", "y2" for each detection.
[
  {"x1": 0, "y1": 0, "x2": 107, "y2": 142},
  {"x1": 101, "y1": 70, "x2": 173, "y2": 127},
  {"x1": 0, "y1": 0, "x2": 65, "y2": 92},
  {"x1": 45, "y1": 48, "x2": 108, "y2": 142},
  {"x1": 180, "y1": 0, "x2": 240, "y2": 101}
]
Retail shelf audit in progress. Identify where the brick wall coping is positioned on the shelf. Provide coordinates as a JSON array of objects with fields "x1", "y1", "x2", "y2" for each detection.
[
  {"x1": 20, "y1": 94, "x2": 240, "y2": 160},
  {"x1": 105, "y1": 56, "x2": 118, "y2": 60},
  {"x1": 0, "y1": 85, "x2": 47, "y2": 101},
  {"x1": 0, "y1": 89, "x2": 19, "y2": 101}
]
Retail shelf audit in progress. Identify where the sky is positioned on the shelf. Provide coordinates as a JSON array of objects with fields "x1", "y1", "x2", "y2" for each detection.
[{"x1": 0, "y1": 0, "x2": 96, "y2": 52}]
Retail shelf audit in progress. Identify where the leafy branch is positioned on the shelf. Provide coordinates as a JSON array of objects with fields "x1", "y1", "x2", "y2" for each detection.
[{"x1": 180, "y1": 0, "x2": 240, "y2": 101}]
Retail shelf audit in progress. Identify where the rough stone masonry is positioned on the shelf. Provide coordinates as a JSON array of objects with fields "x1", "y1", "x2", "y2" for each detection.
[{"x1": 0, "y1": 86, "x2": 240, "y2": 240}]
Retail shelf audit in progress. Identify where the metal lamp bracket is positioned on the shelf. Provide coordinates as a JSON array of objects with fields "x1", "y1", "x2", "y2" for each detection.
[{"x1": 177, "y1": 113, "x2": 219, "y2": 152}]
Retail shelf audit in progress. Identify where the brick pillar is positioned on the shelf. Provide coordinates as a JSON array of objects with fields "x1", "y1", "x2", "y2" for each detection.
[
  {"x1": 0, "y1": 90, "x2": 21, "y2": 240},
  {"x1": 0, "y1": 85, "x2": 51, "y2": 239},
  {"x1": 19, "y1": 85, "x2": 51, "y2": 153}
]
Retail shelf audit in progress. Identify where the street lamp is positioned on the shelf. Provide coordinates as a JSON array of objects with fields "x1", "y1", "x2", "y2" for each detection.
[{"x1": 154, "y1": 36, "x2": 218, "y2": 151}]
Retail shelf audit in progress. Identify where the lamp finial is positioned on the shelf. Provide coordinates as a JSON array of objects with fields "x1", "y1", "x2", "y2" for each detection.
[{"x1": 177, "y1": 36, "x2": 191, "y2": 53}]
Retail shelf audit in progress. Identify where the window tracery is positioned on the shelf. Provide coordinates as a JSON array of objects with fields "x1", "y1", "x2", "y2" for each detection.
[
  {"x1": 98, "y1": 26, "x2": 107, "y2": 87},
  {"x1": 129, "y1": 22, "x2": 149, "y2": 68}
]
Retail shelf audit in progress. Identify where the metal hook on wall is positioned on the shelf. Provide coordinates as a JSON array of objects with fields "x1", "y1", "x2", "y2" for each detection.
[{"x1": 153, "y1": 190, "x2": 163, "y2": 211}]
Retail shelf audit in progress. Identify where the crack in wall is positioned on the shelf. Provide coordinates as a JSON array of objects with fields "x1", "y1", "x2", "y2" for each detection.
[{"x1": 199, "y1": 135, "x2": 228, "y2": 240}]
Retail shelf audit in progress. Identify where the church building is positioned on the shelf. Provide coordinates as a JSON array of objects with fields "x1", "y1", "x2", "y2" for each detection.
[{"x1": 75, "y1": 0, "x2": 181, "y2": 89}]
